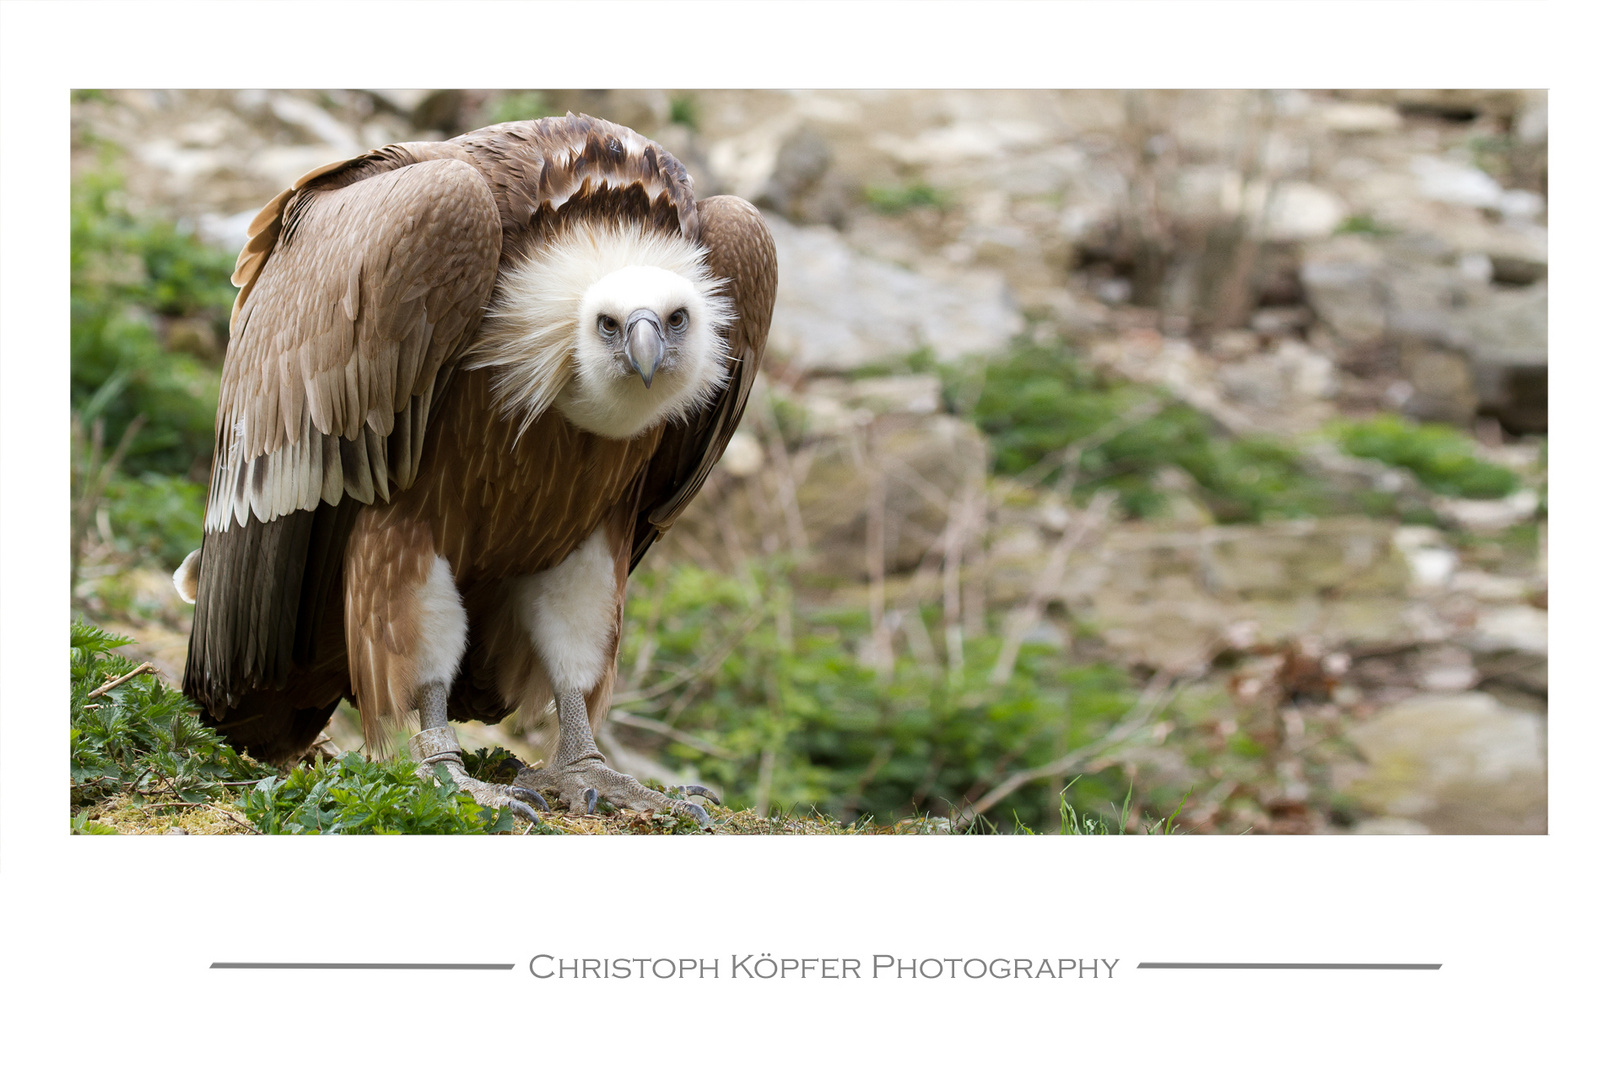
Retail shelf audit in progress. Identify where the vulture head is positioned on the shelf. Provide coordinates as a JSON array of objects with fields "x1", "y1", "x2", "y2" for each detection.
[{"x1": 470, "y1": 219, "x2": 734, "y2": 440}]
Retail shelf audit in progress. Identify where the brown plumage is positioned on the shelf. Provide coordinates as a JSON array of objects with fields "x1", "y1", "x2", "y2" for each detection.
[{"x1": 181, "y1": 114, "x2": 777, "y2": 814}]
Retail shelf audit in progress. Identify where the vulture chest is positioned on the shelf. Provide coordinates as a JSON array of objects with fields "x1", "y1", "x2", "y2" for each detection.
[{"x1": 377, "y1": 367, "x2": 661, "y2": 584}]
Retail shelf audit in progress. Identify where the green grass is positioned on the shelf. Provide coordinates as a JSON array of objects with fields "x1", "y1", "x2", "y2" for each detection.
[
  {"x1": 71, "y1": 621, "x2": 524, "y2": 835},
  {"x1": 1334, "y1": 415, "x2": 1520, "y2": 499},
  {"x1": 865, "y1": 182, "x2": 949, "y2": 214},
  {"x1": 617, "y1": 558, "x2": 1155, "y2": 832}
]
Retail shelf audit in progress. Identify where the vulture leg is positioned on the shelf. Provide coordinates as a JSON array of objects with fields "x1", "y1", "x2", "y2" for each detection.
[
  {"x1": 514, "y1": 686, "x2": 714, "y2": 826},
  {"x1": 347, "y1": 515, "x2": 546, "y2": 824},
  {"x1": 408, "y1": 681, "x2": 549, "y2": 825},
  {"x1": 509, "y1": 525, "x2": 715, "y2": 825}
]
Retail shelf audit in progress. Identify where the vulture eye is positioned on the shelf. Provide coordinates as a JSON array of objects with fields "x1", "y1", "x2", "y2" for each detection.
[
  {"x1": 668, "y1": 308, "x2": 688, "y2": 332},
  {"x1": 597, "y1": 314, "x2": 619, "y2": 337}
]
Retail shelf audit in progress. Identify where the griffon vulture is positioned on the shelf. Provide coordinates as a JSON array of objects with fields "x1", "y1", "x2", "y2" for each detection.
[{"x1": 175, "y1": 114, "x2": 777, "y2": 825}]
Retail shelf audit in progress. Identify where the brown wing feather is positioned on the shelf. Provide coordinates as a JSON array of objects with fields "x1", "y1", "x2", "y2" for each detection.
[
  {"x1": 186, "y1": 145, "x2": 500, "y2": 724},
  {"x1": 629, "y1": 195, "x2": 778, "y2": 570},
  {"x1": 209, "y1": 150, "x2": 503, "y2": 530}
]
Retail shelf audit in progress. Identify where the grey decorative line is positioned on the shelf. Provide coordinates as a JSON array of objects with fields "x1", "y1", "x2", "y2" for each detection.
[
  {"x1": 211, "y1": 962, "x2": 513, "y2": 970},
  {"x1": 1138, "y1": 962, "x2": 1441, "y2": 970}
]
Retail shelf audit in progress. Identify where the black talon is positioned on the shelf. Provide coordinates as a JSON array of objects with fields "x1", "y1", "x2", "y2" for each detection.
[
  {"x1": 676, "y1": 784, "x2": 721, "y2": 805},
  {"x1": 509, "y1": 801, "x2": 541, "y2": 826},
  {"x1": 583, "y1": 788, "x2": 599, "y2": 815},
  {"x1": 677, "y1": 801, "x2": 711, "y2": 828},
  {"x1": 512, "y1": 787, "x2": 550, "y2": 813}
]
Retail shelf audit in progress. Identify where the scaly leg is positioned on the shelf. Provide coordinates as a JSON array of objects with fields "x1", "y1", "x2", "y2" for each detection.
[
  {"x1": 514, "y1": 686, "x2": 716, "y2": 825},
  {"x1": 408, "y1": 681, "x2": 549, "y2": 825}
]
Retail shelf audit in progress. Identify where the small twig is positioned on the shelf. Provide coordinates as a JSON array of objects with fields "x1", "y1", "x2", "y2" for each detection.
[
  {"x1": 88, "y1": 661, "x2": 157, "y2": 699},
  {"x1": 861, "y1": 426, "x2": 894, "y2": 681},
  {"x1": 758, "y1": 392, "x2": 810, "y2": 555},
  {"x1": 139, "y1": 800, "x2": 262, "y2": 835},
  {"x1": 613, "y1": 608, "x2": 767, "y2": 707},
  {"x1": 608, "y1": 710, "x2": 737, "y2": 760},
  {"x1": 990, "y1": 491, "x2": 1116, "y2": 685}
]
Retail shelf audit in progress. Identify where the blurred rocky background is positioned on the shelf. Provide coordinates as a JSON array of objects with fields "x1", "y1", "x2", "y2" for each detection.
[{"x1": 71, "y1": 88, "x2": 1547, "y2": 834}]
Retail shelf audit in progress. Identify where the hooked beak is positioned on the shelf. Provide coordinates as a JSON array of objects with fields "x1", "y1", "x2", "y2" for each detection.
[{"x1": 625, "y1": 309, "x2": 665, "y2": 388}]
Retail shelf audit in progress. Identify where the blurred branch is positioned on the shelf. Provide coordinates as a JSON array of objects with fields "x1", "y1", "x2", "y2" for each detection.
[
  {"x1": 612, "y1": 607, "x2": 766, "y2": 708},
  {"x1": 990, "y1": 489, "x2": 1116, "y2": 685},
  {"x1": 857, "y1": 424, "x2": 894, "y2": 681},
  {"x1": 71, "y1": 410, "x2": 145, "y2": 587},
  {"x1": 607, "y1": 709, "x2": 737, "y2": 760},
  {"x1": 758, "y1": 387, "x2": 810, "y2": 555}
]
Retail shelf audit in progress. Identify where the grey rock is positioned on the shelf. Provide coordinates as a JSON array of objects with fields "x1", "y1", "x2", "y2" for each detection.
[
  {"x1": 1352, "y1": 817, "x2": 1430, "y2": 835},
  {"x1": 1435, "y1": 490, "x2": 1540, "y2": 533},
  {"x1": 1398, "y1": 343, "x2": 1478, "y2": 424},
  {"x1": 1200, "y1": 518, "x2": 1408, "y2": 600},
  {"x1": 1345, "y1": 692, "x2": 1545, "y2": 834},
  {"x1": 1467, "y1": 604, "x2": 1547, "y2": 657},
  {"x1": 1300, "y1": 236, "x2": 1386, "y2": 345},
  {"x1": 1457, "y1": 282, "x2": 1547, "y2": 368},
  {"x1": 767, "y1": 216, "x2": 1024, "y2": 373},
  {"x1": 757, "y1": 124, "x2": 833, "y2": 218},
  {"x1": 804, "y1": 374, "x2": 944, "y2": 416},
  {"x1": 1411, "y1": 155, "x2": 1503, "y2": 210},
  {"x1": 1260, "y1": 182, "x2": 1347, "y2": 241},
  {"x1": 266, "y1": 93, "x2": 361, "y2": 156}
]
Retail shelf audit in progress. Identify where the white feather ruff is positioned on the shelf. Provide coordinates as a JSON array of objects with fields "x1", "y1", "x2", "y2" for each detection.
[{"x1": 466, "y1": 220, "x2": 734, "y2": 440}]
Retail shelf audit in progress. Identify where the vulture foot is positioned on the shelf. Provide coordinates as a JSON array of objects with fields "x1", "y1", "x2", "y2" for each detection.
[
  {"x1": 525, "y1": 687, "x2": 714, "y2": 826},
  {"x1": 514, "y1": 759, "x2": 712, "y2": 827},
  {"x1": 409, "y1": 726, "x2": 548, "y2": 826}
]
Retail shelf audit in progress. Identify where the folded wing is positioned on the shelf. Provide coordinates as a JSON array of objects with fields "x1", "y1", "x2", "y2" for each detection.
[{"x1": 186, "y1": 149, "x2": 503, "y2": 719}]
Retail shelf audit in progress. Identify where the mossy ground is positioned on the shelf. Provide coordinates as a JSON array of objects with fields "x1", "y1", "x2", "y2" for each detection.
[{"x1": 73, "y1": 792, "x2": 942, "y2": 836}]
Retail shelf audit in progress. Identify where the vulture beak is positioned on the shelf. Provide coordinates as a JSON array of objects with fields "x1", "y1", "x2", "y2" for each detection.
[{"x1": 625, "y1": 309, "x2": 665, "y2": 387}]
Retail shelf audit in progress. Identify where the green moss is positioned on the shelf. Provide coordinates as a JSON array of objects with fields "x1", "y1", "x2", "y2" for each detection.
[
  {"x1": 1334, "y1": 214, "x2": 1396, "y2": 237},
  {"x1": 865, "y1": 182, "x2": 949, "y2": 214},
  {"x1": 955, "y1": 340, "x2": 1334, "y2": 522},
  {"x1": 1335, "y1": 414, "x2": 1519, "y2": 499},
  {"x1": 669, "y1": 94, "x2": 700, "y2": 131}
]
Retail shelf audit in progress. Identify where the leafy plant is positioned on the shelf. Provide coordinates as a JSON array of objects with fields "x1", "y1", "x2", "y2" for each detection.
[
  {"x1": 100, "y1": 471, "x2": 209, "y2": 568},
  {"x1": 240, "y1": 754, "x2": 517, "y2": 835},
  {"x1": 1335, "y1": 414, "x2": 1520, "y2": 499},
  {"x1": 71, "y1": 161, "x2": 231, "y2": 478},
  {"x1": 70, "y1": 621, "x2": 271, "y2": 809},
  {"x1": 72, "y1": 158, "x2": 233, "y2": 584}
]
